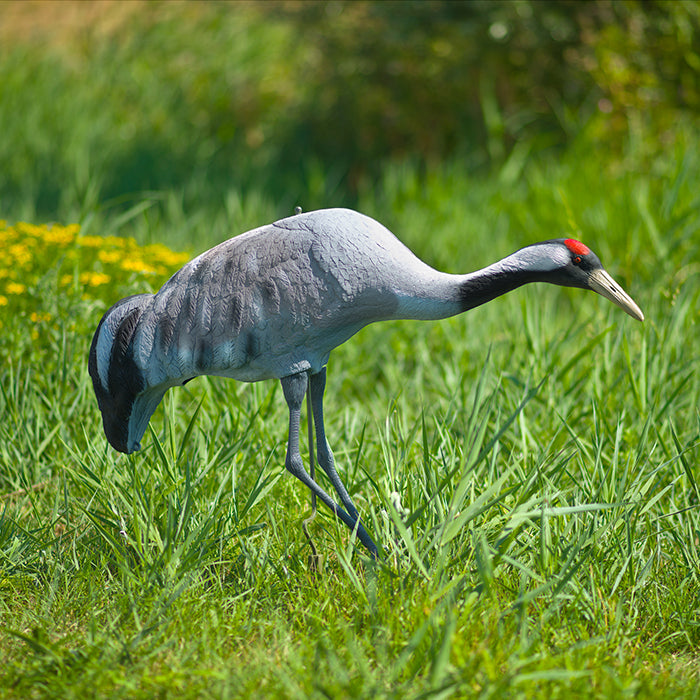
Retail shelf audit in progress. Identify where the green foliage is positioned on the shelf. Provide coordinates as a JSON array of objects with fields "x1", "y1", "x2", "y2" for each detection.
[
  {"x1": 1, "y1": 2, "x2": 700, "y2": 696},
  {"x1": 1, "y1": 1, "x2": 699, "y2": 224},
  {"x1": 1, "y1": 130, "x2": 700, "y2": 696},
  {"x1": 0, "y1": 3, "x2": 308, "y2": 226}
]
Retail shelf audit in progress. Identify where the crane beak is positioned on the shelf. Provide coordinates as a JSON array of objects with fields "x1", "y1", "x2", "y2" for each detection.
[{"x1": 587, "y1": 268, "x2": 644, "y2": 322}]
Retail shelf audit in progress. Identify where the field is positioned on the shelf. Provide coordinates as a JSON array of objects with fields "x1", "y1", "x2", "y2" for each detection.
[{"x1": 1, "y1": 3, "x2": 700, "y2": 698}]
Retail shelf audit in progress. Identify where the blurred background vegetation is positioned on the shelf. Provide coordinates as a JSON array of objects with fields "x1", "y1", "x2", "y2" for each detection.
[
  {"x1": 3, "y1": 4, "x2": 700, "y2": 695},
  {"x1": 0, "y1": 0, "x2": 698, "y2": 237}
]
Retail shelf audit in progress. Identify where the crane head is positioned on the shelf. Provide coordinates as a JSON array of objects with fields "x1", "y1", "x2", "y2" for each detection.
[
  {"x1": 517, "y1": 238, "x2": 644, "y2": 321},
  {"x1": 88, "y1": 294, "x2": 166, "y2": 453}
]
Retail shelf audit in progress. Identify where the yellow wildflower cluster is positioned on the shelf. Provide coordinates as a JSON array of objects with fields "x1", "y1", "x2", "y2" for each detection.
[
  {"x1": 79, "y1": 271, "x2": 112, "y2": 287},
  {"x1": 0, "y1": 220, "x2": 191, "y2": 331},
  {"x1": 6, "y1": 281, "x2": 26, "y2": 295}
]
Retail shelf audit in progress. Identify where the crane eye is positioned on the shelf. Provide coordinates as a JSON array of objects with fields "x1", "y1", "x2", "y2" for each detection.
[{"x1": 573, "y1": 255, "x2": 582, "y2": 265}]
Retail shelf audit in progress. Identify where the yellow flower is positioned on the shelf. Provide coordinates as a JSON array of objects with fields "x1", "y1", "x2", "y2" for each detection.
[
  {"x1": 79, "y1": 272, "x2": 111, "y2": 287},
  {"x1": 121, "y1": 259, "x2": 156, "y2": 274},
  {"x1": 15, "y1": 222, "x2": 44, "y2": 237},
  {"x1": 98, "y1": 250, "x2": 122, "y2": 264},
  {"x1": 0, "y1": 295, "x2": 7, "y2": 306},
  {"x1": 30, "y1": 311, "x2": 52, "y2": 323},
  {"x1": 5, "y1": 282, "x2": 26, "y2": 294},
  {"x1": 144, "y1": 244, "x2": 190, "y2": 267},
  {"x1": 117, "y1": 236, "x2": 137, "y2": 249},
  {"x1": 43, "y1": 226, "x2": 78, "y2": 246},
  {"x1": 8, "y1": 243, "x2": 32, "y2": 267},
  {"x1": 78, "y1": 235, "x2": 105, "y2": 248},
  {"x1": 0, "y1": 224, "x2": 14, "y2": 244}
]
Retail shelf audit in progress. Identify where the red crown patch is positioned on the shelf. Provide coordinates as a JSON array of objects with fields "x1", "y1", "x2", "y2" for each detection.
[{"x1": 564, "y1": 239, "x2": 590, "y2": 256}]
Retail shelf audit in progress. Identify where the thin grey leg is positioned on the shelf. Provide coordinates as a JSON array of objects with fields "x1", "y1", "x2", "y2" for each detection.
[
  {"x1": 308, "y1": 367, "x2": 379, "y2": 556},
  {"x1": 281, "y1": 372, "x2": 378, "y2": 558},
  {"x1": 302, "y1": 386, "x2": 319, "y2": 567}
]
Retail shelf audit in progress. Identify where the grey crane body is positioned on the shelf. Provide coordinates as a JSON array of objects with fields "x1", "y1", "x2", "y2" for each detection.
[
  {"x1": 89, "y1": 207, "x2": 644, "y2": 558},
  {"x1": 91, "y1": 209, "x2": 465, "y2": 454}
]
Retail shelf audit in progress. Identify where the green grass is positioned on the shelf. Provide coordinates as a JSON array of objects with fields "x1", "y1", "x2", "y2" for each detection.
[
  {"x1": 1, "y1": 132, "x2": 699, "y2": 698},
  {"x1": 1, "y1": 5, "x2": 700, "y2": 695}
]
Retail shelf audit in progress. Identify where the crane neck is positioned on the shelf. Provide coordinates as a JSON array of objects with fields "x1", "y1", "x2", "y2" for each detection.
[
  {"x1": 394, "y1": 251, "x2": 548, "y2": 322},
  {"x1": 456, "y1": 257, "x2": 544, "y2": 313}
]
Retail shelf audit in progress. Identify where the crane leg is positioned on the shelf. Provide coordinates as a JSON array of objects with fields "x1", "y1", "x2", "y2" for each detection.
[
  {"x1": 302, "y1": 387, "x2": 319, "y2": 569},
  {"x1": 308, "y1": 368, "x2": 361, "y2": 522},
  {"x1": 281, "y1": 372, "x2": 378, "y2": 559},
  {"x1": 308, "y1": 367, "x2": 380, "y2": 557}
]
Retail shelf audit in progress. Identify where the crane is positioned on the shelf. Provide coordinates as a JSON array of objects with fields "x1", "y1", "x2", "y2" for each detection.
[{"x1": 88, "y1": 208, "x2": 644, "y2": 558}]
